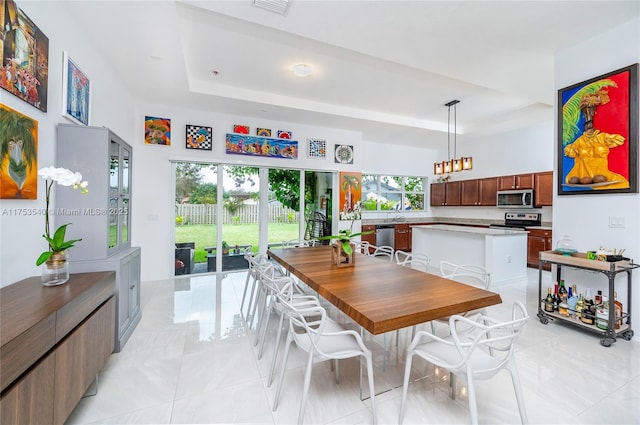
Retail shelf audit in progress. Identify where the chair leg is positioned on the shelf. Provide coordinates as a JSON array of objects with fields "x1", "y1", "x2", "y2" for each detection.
[
  {"x1": 257, "y1": 298, "x2": 273, "y2": 359},
  {"x1": 253, "y1": 290, "x2": 268, "y2": 346},
  {"x1": 297, "y1": 351, "x2": 315, "y2": 425},
  {"x1": 398, "y1": 351, "x2": 415, "y2": 424},
  {"x1": 267, "y1": 313, "x2": 286, "y2": 387},
  {"x1": 334, "y1": 360, "x2": 339, "y2": 384},
  {"x1": 239, "y1": 271, "x2": 252, "y2": 317},
  {"x1": 249, "y1": 283, "x2": 263, "y2": 330},
  {"x1": 507, "y1": 361, "x2": 529, "y2": 424},
  {"x1": 272, "y1": 333, "x2": 293, "y2": 412},
  {"x1": 244, "y1": 275, "x2": 258, "y2": 320},
  {"x1": 466, "y1": 368, "x2": 478, "y2": 425}
]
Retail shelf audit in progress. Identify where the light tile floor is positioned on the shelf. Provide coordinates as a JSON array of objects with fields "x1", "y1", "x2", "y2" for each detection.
[{"x1": 66, "y1": 268, "x2": 640, "y2": 424}]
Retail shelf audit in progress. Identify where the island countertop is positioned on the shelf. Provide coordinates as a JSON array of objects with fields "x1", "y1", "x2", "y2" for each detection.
[{"x1": 412, "y1": 224, "x2": 527, "y2": 235}]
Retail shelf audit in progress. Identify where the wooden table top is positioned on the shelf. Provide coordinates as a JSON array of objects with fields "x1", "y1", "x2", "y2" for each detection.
[{"x1": 268, "y1": 246, "x2": 502, "y2": 334}]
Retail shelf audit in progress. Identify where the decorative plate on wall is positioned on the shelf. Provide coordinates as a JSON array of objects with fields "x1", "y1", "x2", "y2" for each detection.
[
  {"x1": 278, "y1": 130, "x2": 292, "y2": 139},
  {"x1": 334, "y1": 144, "x2": 354, "y2": 164},
  {"x1": 186, "y1": 124, "x2": 212, "y2": 150},
  {"x1": 257, "y1": 128, "x2": 272, "y2": 137},
  {"x1": 307, "y1": 138, "x2": 326, "y2": 159}
]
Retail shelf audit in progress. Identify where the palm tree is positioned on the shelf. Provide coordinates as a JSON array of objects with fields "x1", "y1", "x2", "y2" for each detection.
[{"x1": 0, "y1": 107, "x2": 37, "y2": 197}]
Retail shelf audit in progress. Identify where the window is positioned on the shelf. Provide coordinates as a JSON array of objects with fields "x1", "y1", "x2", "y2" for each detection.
[{"x1": 361, "y1": 175, "x2": 427, "y2": 211}]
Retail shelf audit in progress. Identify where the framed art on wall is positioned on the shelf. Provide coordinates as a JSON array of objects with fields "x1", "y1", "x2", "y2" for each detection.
[
  {"x1": 144, "y1": 116, "x2": 171, "y2": 145},
  {"x1": 307, "y1": 138, "x2": 326, "y2": 159},
  {"x1": 0, "y1": 0, "x2": 49, "y2": 112},
  {"x1": 62, "y1": 51, "x2": 91, "y2": 126},
  {"x1": 334, "y1": 144, "x2": 354, "y2": 164},
  {"x1": 0, "y1": 104, "x2": 38, "y2": 199},
  {"x1": 557, "y1": 63, "x2": 638, "y2": 195},
  {"x1": 186, "y1": 124, "x2": 212, "y2": 150}
]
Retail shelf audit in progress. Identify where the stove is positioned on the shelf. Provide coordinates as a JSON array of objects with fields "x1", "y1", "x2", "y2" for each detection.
[{"x1": 489, "y1": 212, "x2": 541, "y2": 230}]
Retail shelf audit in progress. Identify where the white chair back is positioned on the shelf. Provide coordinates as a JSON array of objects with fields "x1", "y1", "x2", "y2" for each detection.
[
  {"x1": 372, "y1": 245, "x2": 394, "y2": 262},
  {"x1": 440, "y1": 260, "x2": 491, "y2": 289}
]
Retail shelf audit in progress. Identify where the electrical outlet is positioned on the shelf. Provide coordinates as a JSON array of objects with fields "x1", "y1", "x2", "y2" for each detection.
[{"x1": 609, "y1": 216, "x2": 626, "y2": 228}]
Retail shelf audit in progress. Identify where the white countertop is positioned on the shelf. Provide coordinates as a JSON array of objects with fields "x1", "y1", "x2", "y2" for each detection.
[{"x1": 412, "y1": 224, "x2": 527, "y2": 236}]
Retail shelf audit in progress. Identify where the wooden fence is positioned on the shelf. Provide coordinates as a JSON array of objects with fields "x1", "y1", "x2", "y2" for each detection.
[{"x1": 175, "y1": 203, "x2": 300, "y2": 225}]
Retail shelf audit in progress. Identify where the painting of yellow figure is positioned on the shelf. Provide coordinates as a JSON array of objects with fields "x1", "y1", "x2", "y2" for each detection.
[
  {"x1": 558, "y1": 64, "x2": 638, "y2": 195},
  {"x1": 0, "y1": 103, "x2": 37, "y2": 199}
]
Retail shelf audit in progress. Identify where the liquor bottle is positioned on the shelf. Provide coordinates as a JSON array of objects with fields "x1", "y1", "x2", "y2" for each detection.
[
  {"x1": 544, "y1": 288, "x2": 554, "y2": 312},
  {"x1": 595, "y1": 290, "x2": 603, "y2": 306},
  {"x1": 596, "y1": 295, "x2": 610, "y2": 330},
  {"x1": 581, "y1": 288, "x2": 595, "y2": 325},
  {"x1": 614, "y1": 291, "x2": 623, "y2": 330},
  {"x1": 575, "y1": 292, "x2": 585, "y2": 319},
  {"x1": 558, "y1": 298, "x2": 570, "y2": 317},
  {"x1": 559, "y1": 280, "x2": 568, "y2": 302},
  {"x1": 567, "y1": 285, "x2": 577, "y2": 317},
  {"x1": 553, "y1": 282, "x2": 560, "y2": 311}
]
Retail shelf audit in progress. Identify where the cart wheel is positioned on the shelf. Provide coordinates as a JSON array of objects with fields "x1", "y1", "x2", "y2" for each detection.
[
  {"x1": 537, "y1": 314, "x2": 549, "y2": 325},
  {"x1": 600, "y1": 338, "x2": 613, "y2": 347},
  {"x1": 621, "y1": 330, "x2": 634, "y2": 341}
]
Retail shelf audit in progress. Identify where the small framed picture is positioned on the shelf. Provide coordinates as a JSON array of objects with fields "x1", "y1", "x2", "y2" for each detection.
[
  {"x1": 257, "y1": 128, "x2": 272, "y2": 137},
  {"x1": 334, "y1": 144, "x2": 354, "y2": 164},
  {"x1": 186, "y1": 125, "x2": 212, "y2": 150},
  {"x1": 144, "y1": 116, "x2": 171, "y2": 145},
  {"x1": 278, "y1": 130, "x2": 292, "y2": 139},
  {"x1": 233, "y1": 124, "x2": 249, "y2": 134},
  {"x1": 62, "y1": 51, "x2": 91, "y2": 126},
  {"x1": 307, "y1": 138, "x2": 326, "y2": 159}
]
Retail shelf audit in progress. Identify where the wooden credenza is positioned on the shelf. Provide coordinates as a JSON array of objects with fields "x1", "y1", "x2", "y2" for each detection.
[{"x1": 0, "y1": 272, "x2": 116, "y2": 425}]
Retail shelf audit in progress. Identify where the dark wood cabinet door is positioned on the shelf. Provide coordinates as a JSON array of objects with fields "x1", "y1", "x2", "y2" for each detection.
[
  {"x1": 534, "y1": 171, "x2": 553, "y2": 206},
  {"x1": 478, "y1": 177, "x2": 498, "y2": 206},
  {"x1": 361, "y1": 225, "x2": 376, "y2": 252},
  {"x1": 461, "y1": 179, "x2": 480, "y2": 206},
  {"x1": 445, "y1": 181, "x2": 461, "y2": 206},
  {"x1": 515, "y1": 173, "x2": 535, "y2": 189},
  {"x1": 430, "y1": 183, "x2": 446, "y2": 206},
  {"x1": 394, "y1": 224, "x2": 410, "y2": 251},
  {"x1": 527, "y1": 229, "x2": 552, "y2": 270},
  {"x1": 497, "y1": 175, "x2": 516, "y2": 190}
]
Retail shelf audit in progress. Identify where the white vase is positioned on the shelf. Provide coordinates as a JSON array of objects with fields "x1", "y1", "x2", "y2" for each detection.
[{"x1": 42, "y1": 251, "x2": 70, "y2": 286}]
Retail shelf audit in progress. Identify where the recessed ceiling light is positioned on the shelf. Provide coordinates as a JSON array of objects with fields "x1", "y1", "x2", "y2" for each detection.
[{"x1": 291, "y1": 63, "x2": 312, "y2": 77}]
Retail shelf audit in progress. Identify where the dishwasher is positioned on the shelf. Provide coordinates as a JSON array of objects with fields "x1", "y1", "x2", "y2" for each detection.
[{"x1": 375, "y1": 224, "x2": 395, "y2": 248}]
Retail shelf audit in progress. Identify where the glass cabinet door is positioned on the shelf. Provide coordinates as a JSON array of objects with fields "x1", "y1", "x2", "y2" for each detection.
[{"x1": 108, "y1": 136, "x2": 132, "y2": 253}]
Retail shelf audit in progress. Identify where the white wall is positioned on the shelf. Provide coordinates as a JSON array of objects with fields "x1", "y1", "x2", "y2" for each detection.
[
  {"x1": 554, "y1": 17, "x2": 640, "y2": 340},
  {"x1": 0, "y1": 2, "x2": 134, "y2": 286}
]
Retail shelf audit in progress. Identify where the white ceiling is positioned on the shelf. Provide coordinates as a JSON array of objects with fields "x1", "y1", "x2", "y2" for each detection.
[{"x1": 65, "y1": 0, "x2": 640, "y2": 148}]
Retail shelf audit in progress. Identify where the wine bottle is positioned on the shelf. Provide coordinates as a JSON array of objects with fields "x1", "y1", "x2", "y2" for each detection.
[
  {"x1": 544, "y1": 288, "x2": 554, "y2": 312},
  {"x1": 575, "y1": 292, "x2": 585, "y2": 319},
  {"x1": 553, "y1": 282, "x2": 560, "y2": 311},
  {"x1": 567, "y1": 285, "x2": 577, "y2": 317},
  {"x1": 559, "y1": 280, "x2": 568, "y2": 302},
  {"x1": 582, "y1": 288, "x2": 595, "y2": 325},
  {"x1": 596, "y1": 295, "x2": 609, "y2": 330}
]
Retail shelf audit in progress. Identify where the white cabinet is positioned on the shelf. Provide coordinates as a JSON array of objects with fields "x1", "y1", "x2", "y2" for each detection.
[{"x1": 56, "y1": 124, "x2": 140, "y2": 352}]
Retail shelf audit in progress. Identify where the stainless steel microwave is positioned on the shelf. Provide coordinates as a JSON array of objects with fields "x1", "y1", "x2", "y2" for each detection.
[{"x1": 496, "y1": 189, "x2": 534, "y2": 208}]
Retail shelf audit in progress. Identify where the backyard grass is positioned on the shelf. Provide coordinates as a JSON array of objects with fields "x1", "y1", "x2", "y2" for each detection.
[{"x1": 175, "y1": 223, "x2": 299, "y2": 262}]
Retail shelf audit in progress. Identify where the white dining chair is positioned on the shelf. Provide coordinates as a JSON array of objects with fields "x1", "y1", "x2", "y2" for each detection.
[
  {"x1": 396, "y1": 251, "x2": 430, "y2": 272},
  {"x1": 433, "y1": 261, "x2": 492, "y2": 334},
  {"x1": 394, "y1": 249, "x2": 411, "y2": 265},
  {"x1": 371, "y1": 245, "x2": 394, "y2": 262},
  {"x1": 272, "y1": 295, "x2": 377, "y2": 425},
  {"x1": 240, "y1": 252, "x2": 268, "y2": 321},
  {"x1": 399, "y1": 301, "x2": 529, "y2": 425}
]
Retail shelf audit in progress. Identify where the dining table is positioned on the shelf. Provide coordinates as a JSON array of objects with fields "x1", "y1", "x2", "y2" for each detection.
[
  {"x1": 267, "y1": 245, "x2": 503, "y2": 398},
  {"x1": 268, "y1": 245, "x2": 502, "y2": 335}
]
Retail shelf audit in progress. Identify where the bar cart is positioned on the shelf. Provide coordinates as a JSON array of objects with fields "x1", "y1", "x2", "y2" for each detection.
[{"x1": 537, "y1": 250, "x2": 636, "y2": 347}]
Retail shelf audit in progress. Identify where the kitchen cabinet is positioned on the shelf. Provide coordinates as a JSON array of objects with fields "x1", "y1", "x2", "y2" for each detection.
[
  {"x1": 361, "y1": 225, "x2": 376, "y2": 253},
  {"x1": 394, "y1": 224, "x2": 410, "y2": 251},
  {"x1": 534, "y1": 171, "x2": 553, "y2": 206},
  {"x1": 56, "y1": 124, "x2": 141, "y2": 352},
  {"x1": 527, "y1": 228, "x2": 552, "y2": 270},
  {"x1": 430, "y1": 181, "x2": 461, "y2": 206},
  {"x1": 461, "y1": 177, "x2": 498, "y2": 206},
  {"x1": 537, "y1": 251, "x2": 636, "y2": 347},
  {"x1": 498, "y1": 173, "x2": 534, "y2": 190}
]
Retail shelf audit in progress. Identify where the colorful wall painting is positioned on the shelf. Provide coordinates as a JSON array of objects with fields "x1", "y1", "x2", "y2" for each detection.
[
  {"x1": 307, "y1": 138, "x2": 326, "y2": 159},
  {"x1": 558, "y1": 64, "x2": 638, "y2": 195},
  {"x1": 0, "y1": 103, "x2": 37, "y2": 199},
  {"x1": 225, "y1": 133, "x2": 298, "y2": 159},
  {"x1": 0, "y1": 0, "x2": 49, "y2": 112},
  {"x1": 339, "y1": 172, "x2": 361, "y2": 218},
  {"x1": 144, "y1": 116, "x2": 171, "y2": 145},
  {"x1": 233, "y1": 124, "x2": 249, "y2": 134},
  {"x1": 256, "y1": 128, "x2": 271, "y2": 137},
  {"x1": 277, "y1": 130, "x2": 291, "y2": 139},
  {"x1": 186, "y1": 124, "x2": 212, "y2": 150},
  {"x1": 62, "y1": 51, "x2": 90, "y2": 126}
]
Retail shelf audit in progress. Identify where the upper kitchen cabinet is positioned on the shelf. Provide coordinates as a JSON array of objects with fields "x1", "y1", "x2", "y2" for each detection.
[
  {"x1": 534, "y1": 171, "x2": 553, "y2": 206},
  {"x1": 497, "y1": 173, "x2": 535, "y2": 191},
  {"x1": 430, "y1": 181, "x2": 461, "y2": 206},
  {"x1": 56, "y1": 124, "x2": 132, "y2": 261},
  {"x1": 461, "y1": 177, "x2": 498, "y2": 206}
]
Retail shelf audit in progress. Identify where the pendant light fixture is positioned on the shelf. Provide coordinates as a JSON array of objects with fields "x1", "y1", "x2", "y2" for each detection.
[{"x1": 433, "y1": 100, "x2": 472, "y2": 175}]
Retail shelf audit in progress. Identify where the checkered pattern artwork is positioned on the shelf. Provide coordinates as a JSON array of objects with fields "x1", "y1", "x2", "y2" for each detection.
[
  {"x1": 307, "y1": 138, "x2": 326, "y2": 159},
  {"x1": 186, "y1": 124, "x2": 213, "y2": 150}
]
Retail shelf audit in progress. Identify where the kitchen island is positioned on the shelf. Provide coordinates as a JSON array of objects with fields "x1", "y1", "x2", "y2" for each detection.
[{"x1": 412, "y1": 224, "x2": 528, "y2": 284}]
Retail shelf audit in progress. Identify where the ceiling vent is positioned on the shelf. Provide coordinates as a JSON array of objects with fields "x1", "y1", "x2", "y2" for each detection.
[{"x1": 252, "y1": 0, "x2": 290, "y2": 15}]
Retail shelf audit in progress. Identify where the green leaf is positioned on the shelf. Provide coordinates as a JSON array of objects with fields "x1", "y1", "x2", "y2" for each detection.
[{"x1": 36, "y1": 251, "x2": 53, "y2": 266}]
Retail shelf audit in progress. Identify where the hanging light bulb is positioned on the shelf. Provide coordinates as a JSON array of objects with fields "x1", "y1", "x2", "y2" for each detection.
[{"x1": 433, "y1": 100, "x2": 472, "y2": 175}]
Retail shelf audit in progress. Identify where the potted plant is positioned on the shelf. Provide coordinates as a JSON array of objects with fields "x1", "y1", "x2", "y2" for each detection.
[
  {"x1": 318, "y1": 202, "x2": 372, "y2": 267},
  {"x1": 222, "y1": 241, "x2": 230, "y2": 255}
]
